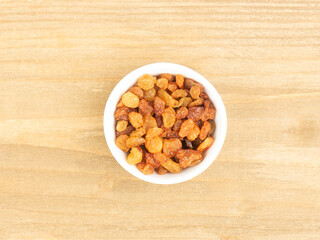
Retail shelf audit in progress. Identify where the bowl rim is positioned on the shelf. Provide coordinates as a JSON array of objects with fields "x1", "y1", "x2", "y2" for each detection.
[{"x1": 103, "y1": 62, "x2": 227, "y2": 184}]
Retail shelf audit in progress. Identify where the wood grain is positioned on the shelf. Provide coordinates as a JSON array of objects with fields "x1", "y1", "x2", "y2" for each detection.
[{"x1": 1, "y1": 0, "x2": 320, "y2": 239}]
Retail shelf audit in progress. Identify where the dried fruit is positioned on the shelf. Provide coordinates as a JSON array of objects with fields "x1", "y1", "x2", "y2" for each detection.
[
  {"x1": 130, "y1": 127, "x2": 146, "y2": 138},
  {"x1": 184, "y1": 78, "x2": 204, "y2": 93},
  {"x1": 143, "y1": 163, "x2": 155, "y2": 175},
  {"x1": 178, "y1": 97, "x2": 192, "y2": 107},
  {"x1": 137, "y1": 74, "x2": 156, "y2": 90},
  {"x1": 144, "y1": 114, "x2": 158, "y2": 131},
  {"x1": 171, "y1": 89, "x2": 188, "y2": 99},
  {"x1": 208, "y1": 120, "x2": 216, "y2": 136},
  {"x1": 197, "y1": 137, "x2": 214, "y2": 151},
  {"x1": 187, "y1": 106, "x2": 204, "y2": 122},
  {"x1": 145, "y1": 136, "x2": 163, "y2": 153},
  {"x1": 199, "y1": 121, "x2": 211, "y2": 140},
  {"x1": 154, "y1": 153, "x2": 182, "y2": 173},
  {"x1": 128, "y1": 112, "x2": 143, "y2": 128},
  {"x1": 158, "y1": 73, "x2": 174, "y2": 81},
  {"x1": 139, "y1": 99, "x2": 154, "y2": 116},
  {"x1": 146, "y1": 127, "x2": 163, "y2": 140},
  {"x1": 176, "y1": 106, "x2": 188, "y2": 119},
  {"x1": 202, "y1": 100, "x2": 216, "y2": 121},
  {"x1": 154, "y1": 96, "x2": 165, "y2": 116},
  {"x1": 187, "y1": 125, "x2": 200, "y2": 141},
  {"x1": 179, "y1": 119, "x2": 195, "y2": 137},
  {"x1": 117, "y1": 101, "x2": 124, "y2": 108},
  {"x1": 192, "y1": 138, "x2": 203, "y2": 149},
  {"x1": 115, "y1": 106, "x2": 132, "y2": 121},
  {"x1": 162, "y1": 107, "x2": 176, "y2": 128},
  {"x1": 116, "y1": 120, "x2": 128, "y2": 132},
  {"x1": 129, "y1": 86, "x2": 144, "y2": 99},
  {"x1": 116, "y1": 125, "x2": 135, "y2": 137},
  {"x1": 127, "y1": 147, "x2": 143, "y2": 165},
  {"x1": 189, "y1": 97, "x2": 204, "y2": 107},
  {"x1": 176, "y1": 149, "x2": 203, "y2": 168},
  {"x1": 144, "y1": 88, "x2": 156, "y2": 101},
  {"x1": 121, "y1": 92, "x2": 140, "y2": 108},
  {"x1": 145, "y1": 153, "x2": 160, "y2": 168},
  {"x1": 161, "y1": 128, "x2": 180, "y2": 138},
  {"x1": 190, "y1": 86, "x2": 201, "y2": 99},
  {"x1": 167, "y1": 82, "x2": 178, "y2": 92},
  {"x1": 156, "y1": 78, "x2": 168, "y2": 89},
  {"x1": 157, "y1": 165, "x2": 168, "y2": 175},
  {"x1": 183, "y1": 139, "x2": 193, "y2": 149},
  {"x1": 126, "y1": 137, "x2": 146, "y2": 148},
  {"x1": 158, "y1": 89, "x2": 179, "y2": 108},
  {"x1": 115, "y1": 135, "x2": 130, "y2": 152},
  {"x1": 176, "y1": 74, "x2": 184, "y2": 88},
  {"x1": 163, "y1": 138, "x2": 182, "y2": 157},
  {"x1": 155, "y1": 116, "x2": 163, "y2": 128},
  {"x1": 172, "y1": 119, "x2": 183, "y2": 132},
  {"x1": 137, "y1": 162, "x2": 146, "y2": 172}
]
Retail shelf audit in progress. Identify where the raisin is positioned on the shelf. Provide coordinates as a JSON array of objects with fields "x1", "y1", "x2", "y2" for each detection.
[
  {"x1": 154, "y1": 96, "x2": 165, "y2": 116},
  {"x1": 167, "y1": 82, "x2": 178, "y2": 92},
  {"x1": 116, "y1": 125, "x2": 134, "y2": 137},
  {"x1": 161, "y1": 128, "x2": 180, "y2": 138},
  {"x1": 187, "y1": 125, "x2": 200, "y2": 141},
  {"x1": 192, "y1": 138, "x2": 203, "y2": 149},
  {"x1": 130, "y1": 127, "x2": 146, "y2": 138},
  {"x1": 176, "y1": 106, "x2": 188, "y2": 119},
  {"x1": 158, "y1": 73, "x2": 174, "y2": 81},
  {"x1": 137, "y1": 162, "x2": 146, "y2": 172},
  {"x1": 144, "y1": 114, "x2": 158, "y2": 131},
  {"x1": 188, "y1": 97, "x2": 204, "y2": 107},
  {"x1": 157, "y1": 165, "x2": 168, "y2": 175},
  {"x1": 208, "y1": 120, "x2": 216, "y2": 136},
  {"x1": 137, "y1": 74, "x2": 156, "y2": 90},
  {"x1": 190, "y1": 86, "x2": 201, "y2": 99},
  {"x1": 156, "y1": 78, "x2": 168, "y2": 89},
  {"x1": 146, "y1": 153, "x2": 160, "y2": 168},
  {"x1": 121, "y1": 92, "x2": 140, "y2": 108},
  {"x1": 172, "y1": 119, "x2": 183, "y2": 132},
  {"x1": 128, "y1": 112, "x2": 143, "y2": 128},
  {"x1": 171, "y1": 89, "x2": 188, "y2": 99},
  {"x1": 116, "y1": 120, "x2": 128, "y2": 132},
  {"x1": 142, "y1": 163, "x2": 155, "y2": 175},
  {"x1": 200, "y1": 92, "x2": 209, "y2": 99},
  {"x1": 139, "y1": 99, "x2": 154, "y2": 116},
  {"x1": 155, "y1": 116, "x2": 163, "y2": 128},
  {"x1": 202, "y1": 100, "x2": 216, "y2": 121},
  {"x1": 117, "y1": 101, "x2": 124, "y2": 108},
  {"x1": 176, "y1": 149, "x2": 203, "y2": 168},
  {"x1": 126, "y1": 137, "x2": 146, "y2": 148},
  {"x1": 115, "y1": 135, "x2": 130, "y2": 152},
  {"x1": 187, "y1": 106, "x2": 204, "y2": 121},
  {"x1": 197, "y1": 137, "x2": 214, "y2": 151},
  {"x1": 162, "y1": 107, "x2": 176, "y2": 128},
  {"x1": 146, "y1": 127, "x2": 163, "y2": 140},
  {"x1": 194, "y1": 120, "x2": 203, "y2": 128},
  {"x1": 145, "y1": 136, "x2": 163, "y2": 153},
  {"x1": 179, "y1": 119, "x2": 195, "y2": 137},
  {"x1": 163, "y1": 138, "x2": 182, "y2": 157},
  {"x1": 115, "y1": 106, "x2": 131, "y2": 121},
  {"x1": 184, "y1": 78, "x2": 204, "y2": 93},
  {"x1": 129, "y1": 86, "x2": 144, "y2": 99},
  {"x1": 127, "y1": 147, "x2": 143, "y2": 165},
  {"x1": 189, "y1": 159, "x2": 202, "y2": 167},
  {"x1": 178, "y1": 97, "x2": 192, "y2": 107},
  {"x1": 176, "y1": 74, "x2": 184, "y2": 88},
  {"x1": 158, "y1": 89, "x2": 179, "y2": 108},
  {"x1": 144, "y1": 88, "x2": 156, "y2": 101},
  {"x1": 199, "y1": 121, "x2": 211, "y2": 140},
  {"x1": 183, "y1": 139, "x2": 193, "y2": 149},
  {"x1": 154, "y1": 153, "x2": 182, "y2": 173}
]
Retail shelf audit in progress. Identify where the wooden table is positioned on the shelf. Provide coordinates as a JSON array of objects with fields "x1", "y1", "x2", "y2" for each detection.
[{"x1": 1, "y1": 1, "x2": 320, "y2": 239}]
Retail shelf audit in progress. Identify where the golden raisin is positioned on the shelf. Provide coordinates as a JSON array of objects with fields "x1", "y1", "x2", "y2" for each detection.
[
  {"x1": 158, "y1": 89, "x2": 179, "y2": 108},
  {"x1": 199, "y1": 121, "x2": 211, "y2": 140},
  {"x1": 115, "y1": 106, "x2": 132, "y2": 121},
  {"x1": 146, "y1": 127, "x2": 163, "y2": 140},
  {"x1": 158, "y1": 73, "x2": 174, "y2": 81},
  {"x1": 142, "y1": 163, "x2": 155, "y2": 175},
  {"x1": 179, "y1": 119, "x2": 195, "y2": 138},
  {"x1": 197, "y1": 137, "x2": 214, "y2": 151},
  {"x1": 176, "y1": 149, "x2": 203, "y2": 168},
  {"x1": 163, "y1": 138, "x2": 182, "y2": 157},
  {"x1": 167, "y1": 82, "x2": 178, "y2": 92},
  {"x1": 176, "y1": 74, "x2": 184, "y2": 88},
  {"x1": 156, "y1": 78, "x2": 168, "y2": 89},
  {"x1": 184, "y1": 78, "x2": 204, "y2": 93},
  {"x1": 178, "y1": 97, "x2": 192, "y2": 107},
  {"x1": 187, "y1": 125, "x2": 200, "y2": 141},
  {"x1": 144, "y1": 88, "x2": 156, "y2": 101},
  {"x1": 121, "y1": 92, "x2": 140, "y2": 108},
  {"x1": 129, "y1": 86, "x2": 144, "y2": 99},
  {"x1": 190, "y1": 85, "x2": 201, "y2": 99},
  {"x1": 145, "y1": 136, "x2": 163, "y2": 153},
  {"x1": 172, "y1": 119, "x2": 183, "y2": 132},
  {"x1": 162, "y1": 107, "x2": 176, "y2": 128},
  {"x1": 157, "y1": 165, "x2": 168, "y2": 175},
  {"x1": 126, "y1": 137, "x2": 146, "y2": 148},
  {"x1": 139, "y1": 99, "x2": 154, "y2": 116},
  {"x1": 117, "y1": 101, "x2": 124, "y2": 108},
  {"x1": 188, "y1": 97, "x2": 204, "y2": 107},
  {"x1": 146, "y1": 153, "x2": 160, "y2": 168},
  {"x1": 128, "y1": 112, "x2": 143, "y2": 128},
  {"x1": 176, "y1": 106, "x2": 188, "y2": 119},
  {"x1": 137, "y1": 74, "x2": 156, "y2": 90},
  {"x1": 171, "y1": 89, "x2": 188, "y2": 99},
  {"x1": 154, "y1": 153, "x2": 182, "y2": 173},
  {"x1": 116, "y1": 120, "x2": 128, "y2": 132},
  {"x1": 127, "y1": 147, "x2": 143, "y2": 165},
  {"x1": 130, "y1": 127, "x2": 146, "y2": 138},
  {"x1": 187, "y1": 107, "x2": 204, "y2": 122},
  {"x1": 137, "y1": 162, "x2": 146, "y2": 172},
  {"x1": 115, "y1": 135, "x2": 130, "y2": 152},
  {"x1": 202, "y1": 100, "x2": 216, "y2": 121},
  {"x1": 144, "y1": 114, "x2": 158, "y2": 131},
  {"x1": 161, "y1": 128, "x2": 180, "y2": 138},
  {"x1": 154, "y1": 96, "x2": 165, "y2": 116}
]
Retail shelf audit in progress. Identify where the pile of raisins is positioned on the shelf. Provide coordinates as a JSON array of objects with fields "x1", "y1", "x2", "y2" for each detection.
[{"x1": 115, "y1": 73, "x2": 216, "y2": 175}]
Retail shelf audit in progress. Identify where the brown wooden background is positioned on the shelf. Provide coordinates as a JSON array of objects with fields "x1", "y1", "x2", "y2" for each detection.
[{"x1": 1, "y1": 0, "x2": 320, "y2": 239}]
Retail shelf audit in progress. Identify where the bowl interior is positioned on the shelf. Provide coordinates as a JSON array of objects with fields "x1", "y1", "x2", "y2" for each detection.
[{"x1": 104, "y1": 63, "x2": 227, "y2": 184}]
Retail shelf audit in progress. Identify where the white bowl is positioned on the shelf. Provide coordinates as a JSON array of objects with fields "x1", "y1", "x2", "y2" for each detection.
[{"x1": 103, "y1": 63, "x2": 227, "y2": 184}]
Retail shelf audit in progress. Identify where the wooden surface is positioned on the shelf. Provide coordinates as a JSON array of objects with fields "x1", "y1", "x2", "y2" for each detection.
[{"x1": 1, "y1": 0, "x2": 320, "y2": 239}]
